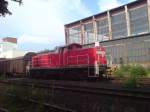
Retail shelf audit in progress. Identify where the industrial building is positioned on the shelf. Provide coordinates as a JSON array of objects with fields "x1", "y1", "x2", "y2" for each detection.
[
  {"x1": 0, "y1": 37, "x2": 17, "y2": 54},
  {"x1": 64, "y1": 0, "x2": 150, "y2": 66},
  {"x1": 0, "y1": 37, "x2": 28, "y2": 58}
]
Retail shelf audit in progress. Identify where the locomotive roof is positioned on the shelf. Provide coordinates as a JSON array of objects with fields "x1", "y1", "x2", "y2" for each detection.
[
  {"x1": 36, "y1": 43, "x2": 82, "y2": 56},
  {"x1": 66, "y1": 43, "x2": 82, "y2": 49}
]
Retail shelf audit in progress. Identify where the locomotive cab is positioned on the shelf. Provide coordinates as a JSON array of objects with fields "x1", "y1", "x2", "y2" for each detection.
[{"x1": 94, "y1": 42, "x2": 107, "y2": 78}]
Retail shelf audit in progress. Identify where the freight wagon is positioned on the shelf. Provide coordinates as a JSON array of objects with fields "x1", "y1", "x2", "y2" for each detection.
[{"x1": 0, "y1": 52, "x2": 36, "y2": 77}]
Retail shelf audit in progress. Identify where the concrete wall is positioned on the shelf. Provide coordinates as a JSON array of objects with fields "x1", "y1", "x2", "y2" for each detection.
[
  {"x1": 82, "y1": 33, "x2": 150, "y2": 66},
  {"x1": 0, "y1": 42, "x2": 17, "y2": 53},
  {"x1": 0, "y1": 50, "x2": 28, "y2": 58}
]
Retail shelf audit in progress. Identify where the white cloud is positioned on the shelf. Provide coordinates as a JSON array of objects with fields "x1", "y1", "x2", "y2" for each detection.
[
  {"x1": 68, "y1": 0, "x2": 91, "y2": 17},
  {"x1": 0, "y1": 0, "x2": 91, "y2": 50},
  {"x1": 18, "y1": 34, "x2": 50, "y2": 44},
  {"x1": 98, "y1": 0, "x2": 136, "y2": 11},
  {"x1": 98, "y1": 0, "x2": 121, "y2": 11}
]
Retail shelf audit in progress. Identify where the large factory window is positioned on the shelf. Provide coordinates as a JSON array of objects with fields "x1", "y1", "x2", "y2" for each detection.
[
  {"x1": 84, "y1": 23, "x2": 94, "y2": 44},
  {"x1": 105, "y1": 37, "x2": 150, "y2": 65},
  {"x1": 126, "y1": 41, "x2": 150, "y2": 63},
  {"x1": 111, "y1": 12, "x2": 127, "y2": 39},
  {"x1": 129, "y1": 5, "x2": 149, "y2": 35},
  {"x1": 68, "y1": 26, "x2": 81, "y2": 44},
  {"x1": 97, "y1": 18, "x2": 109, "y2": 41}
]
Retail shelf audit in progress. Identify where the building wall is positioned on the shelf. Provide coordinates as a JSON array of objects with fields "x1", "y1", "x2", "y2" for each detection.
[
  {"x1": 0, "y1": 42, "x2": 17, "y2": 54},
  {"x1": 82, "y1": 33, "x2": 150, "y2": 66},
  {"x1": 103, "y1": 34, "x2": 150, "y2": 66},
  {"x1": 0, "y1": 50, "x2": 28, "y2": 58},
  {"x1": 65, "y1": 0, "x2": 150, "y2": 45},
  {"x1": 0, "y1": 37, "x2": 26, "y2": 58},
  {"x1": 2, "y1": 37, "x2": 17, "y2": 44}
]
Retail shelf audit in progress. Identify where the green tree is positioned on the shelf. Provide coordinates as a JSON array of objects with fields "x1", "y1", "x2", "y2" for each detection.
[{"x1": 0, "y1": 0, "x2": 22, "y2": 16}]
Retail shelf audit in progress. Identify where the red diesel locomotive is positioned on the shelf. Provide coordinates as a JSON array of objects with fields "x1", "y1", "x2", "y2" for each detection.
[{"x1": 30, "y1": 43, "x2": 107, "y2": 79}]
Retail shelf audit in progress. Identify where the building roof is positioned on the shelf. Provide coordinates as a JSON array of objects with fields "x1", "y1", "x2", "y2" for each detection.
[
  {"x1": 2, "y1": 37, "x2": 17, "y2": 44},
  {"x1": 65, "y1": 0, "x2": 146, "y2": 27}
]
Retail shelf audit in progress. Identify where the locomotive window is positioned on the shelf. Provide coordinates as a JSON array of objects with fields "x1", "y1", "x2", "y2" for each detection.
[{"x1": 96, "y1": 50, "x2": 105, "y2": 57}]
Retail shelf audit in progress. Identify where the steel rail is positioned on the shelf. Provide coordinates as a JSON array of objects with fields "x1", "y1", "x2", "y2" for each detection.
[
  {"x1": 0, "y1": 108, "x2": 8, "y2": 112},
  {"x1": 0, "y1": 92, "x2": 76, "y2": 112},
  {"x1": 1, "y1": 80, "x2": 150, "y2": 101}
]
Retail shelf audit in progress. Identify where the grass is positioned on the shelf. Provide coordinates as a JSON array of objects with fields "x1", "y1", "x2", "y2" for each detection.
[
  {"x1": 0, "y1": 84, "x2": 48, "y2": 112},
  {"x1": 113, "y1": 64, "x2": 148, "y2": 88},
  {"x1": 146, "y1": 65, "x2": 150, "y2": 77},
  {"x1": 0, "y1": 74, "x2": 6, "y2": 80}
]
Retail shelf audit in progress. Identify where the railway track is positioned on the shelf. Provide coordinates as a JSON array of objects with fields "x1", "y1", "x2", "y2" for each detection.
[
  {"x1": 0, "y1": 78, "x2": 150, "y2": 112},
  {"x1": 0, "y1": 90, "x2": 75, "y2": 112},
  {"x1": 110, "y1": 77, "x2": 150, "y2": 84},
  {"x1": 0, "y1": 79, "x2": 76, "y2": 112},
  {"x1": 0, "y1": 108, "x2": 8, "y2": 112},
  {"x1": 1, "y1": 78, "x2": 150, "y2": 101}
]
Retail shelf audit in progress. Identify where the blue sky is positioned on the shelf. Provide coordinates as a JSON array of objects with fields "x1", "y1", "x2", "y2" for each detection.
[{"x1": 0, "y1": 0, "x2": 135, "y2": 51}]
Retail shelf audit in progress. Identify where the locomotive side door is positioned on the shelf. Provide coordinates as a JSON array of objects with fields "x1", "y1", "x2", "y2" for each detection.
[
  {"x1": 94, "y1": 42, "x2": 101, "y2": 77},
  {"x1": 95, "y1": 47, "x2": 105, "y2": 77},
  {"x1": 95, "y1": 50, "x2": 100, "y2": 77}
]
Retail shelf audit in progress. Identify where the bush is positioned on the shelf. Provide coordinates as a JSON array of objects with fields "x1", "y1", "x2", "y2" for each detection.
[
  {"x1": 113, "y1": 64, "x2": 131, "y2": 78},
  {"x1": 114, "y1": 64, "x2": 148, "y2": 88},
  {"x1": 146, "y1": 65, "x2": 150, "y2": 77},
  {"x1": 130, "y1": 65, "x2": 147, "y2": 79},
  {"x1": 123, "y1": 78, "x2": 138, "y2": 88},
  {"x1": 0, "y1": 74, "x2": 6, "y2": 80}
]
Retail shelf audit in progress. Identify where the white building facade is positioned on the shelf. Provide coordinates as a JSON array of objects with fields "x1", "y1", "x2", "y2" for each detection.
[
  {"x1": 0, "y1": 38, "x2": 27, "y2": 58},
  {"x1": 0, "y1": 42, "x2": 17, "y2": 54},
  {"x1": 0, "y1": 50, "x2": 28, "y2": 59}
]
